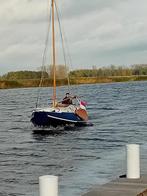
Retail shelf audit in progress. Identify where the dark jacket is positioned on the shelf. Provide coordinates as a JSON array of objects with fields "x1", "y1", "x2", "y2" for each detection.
[{"x1": 62, "y1": 96, "x2": 72, "y2": 104}]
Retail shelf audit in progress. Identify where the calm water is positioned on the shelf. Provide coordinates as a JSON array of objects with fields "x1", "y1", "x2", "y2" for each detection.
[{"x1": 0, "y1": 81, "x2": 147, "y2": 196}]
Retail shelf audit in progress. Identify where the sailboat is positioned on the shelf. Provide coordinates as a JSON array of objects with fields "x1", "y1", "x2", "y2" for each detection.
[{"x1": 31, "y1": 0, "x2": 89, "y2": 128}]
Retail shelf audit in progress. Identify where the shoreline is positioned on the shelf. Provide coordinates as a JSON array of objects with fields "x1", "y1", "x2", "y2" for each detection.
[{"x1": 0, "y1": 75, "x2": 147, "y2": 89}]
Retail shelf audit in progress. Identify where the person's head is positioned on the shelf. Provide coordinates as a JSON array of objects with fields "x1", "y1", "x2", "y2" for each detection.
[{"x1": 66, "y1": 93, "x2": 70, "y2": 97}]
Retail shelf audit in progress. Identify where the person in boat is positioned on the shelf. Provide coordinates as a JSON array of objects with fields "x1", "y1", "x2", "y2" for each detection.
[{"x1": 61, "y1": 93, "x2": 76, "y2": 105}]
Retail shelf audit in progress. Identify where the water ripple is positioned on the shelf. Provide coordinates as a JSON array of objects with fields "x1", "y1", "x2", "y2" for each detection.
[{"x1": 0, "y1": 81, "x2": 147, "y2": 196}]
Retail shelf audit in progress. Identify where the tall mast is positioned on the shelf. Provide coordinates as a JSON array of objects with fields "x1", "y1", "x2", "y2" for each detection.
[{"x1": 52, "y1": 0, "x2": 56, "y2": 107}]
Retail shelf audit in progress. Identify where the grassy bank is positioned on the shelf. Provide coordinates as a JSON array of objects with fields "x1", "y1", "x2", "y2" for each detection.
[
  {"x1": 0, "y1": 80, "x2": 23, "y2": 89},
  {"x1": 0, "y1": 75, "x2": 147, "y2": 89}
]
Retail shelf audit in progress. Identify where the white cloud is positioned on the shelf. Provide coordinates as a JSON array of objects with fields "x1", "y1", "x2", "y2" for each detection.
[
  {"x1": 0, "y1": 0, "x2": 147, "y2": 74},
  {"x1": 0, "y1": 0, "x2": 47, "y2": 24},
  {"x1": 63, "y1": 0, "x2": 147, "y2": 66}
]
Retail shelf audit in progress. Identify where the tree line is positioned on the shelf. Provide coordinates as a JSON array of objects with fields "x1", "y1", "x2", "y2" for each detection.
[
  {"x1": 0, "y1": 64, "x2": 147, "y2": 80},
  {"x1": 0, "y1": 65, "x2": 68, "y2": 80},
  {"x1": 70, "y1": 64, "x2": 147, "y2": 77}
]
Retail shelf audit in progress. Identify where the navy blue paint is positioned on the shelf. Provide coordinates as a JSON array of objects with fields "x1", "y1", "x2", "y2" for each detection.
[{"x1": 31, "y1": 111, "x2": 84, "y2": 127}]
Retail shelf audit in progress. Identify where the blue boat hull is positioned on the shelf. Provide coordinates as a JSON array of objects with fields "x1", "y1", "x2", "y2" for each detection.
[{"x1": 31, "y1": 111, "x2": 86, "y2": 127}]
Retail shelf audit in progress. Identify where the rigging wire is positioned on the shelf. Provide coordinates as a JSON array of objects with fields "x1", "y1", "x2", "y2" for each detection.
[
  {"x1": 54, "y1": 0, "x2": 71, "y2": 94},
  {"x1": 36, "y1": 0, "x2": 52, "y2": 108},
  {"x1": 36, "y1": 0, "x2": 79, "y2": 108},
  {"x1": 54, "y1": 1, "x2": 79, "y2": 96}
]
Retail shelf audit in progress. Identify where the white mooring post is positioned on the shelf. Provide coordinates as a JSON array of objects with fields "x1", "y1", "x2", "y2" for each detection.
[
  {"x1": 39, "y1": 175, "x2": 58, "y2": 196},
  {"x1": 127, "y1": 144, "x2": 140, "y2": 179}
]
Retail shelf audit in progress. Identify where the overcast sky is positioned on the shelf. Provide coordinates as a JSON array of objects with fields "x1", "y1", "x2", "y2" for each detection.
[{"x1": 0, "y1": 0, "x2": 147, "y2": 75}]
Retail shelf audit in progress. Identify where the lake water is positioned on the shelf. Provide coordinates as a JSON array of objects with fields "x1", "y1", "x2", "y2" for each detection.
[{"x1": 0, "y1": 81, "x2": 147, "y2": 196}]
